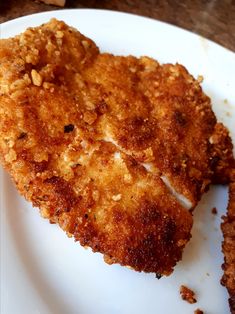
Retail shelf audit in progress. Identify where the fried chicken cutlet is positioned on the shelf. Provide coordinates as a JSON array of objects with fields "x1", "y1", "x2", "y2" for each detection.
[
  {"x1": 0, "y1": 19, "x2": 234, "y2": 275},
  {"x1": 221, "y1": 169, "x2": 235, "y2": 313}
]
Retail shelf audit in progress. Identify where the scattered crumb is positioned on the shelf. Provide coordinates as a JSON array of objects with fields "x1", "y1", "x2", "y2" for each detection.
[
  {"x1": 211, "y1": 207, "x2": 218, "y2": 215},
  {"x1": 197, "y1": 75, "x2": 203, "y2": 83},
  {"x1": 206, "y1": 272, "x2": 210, "y2": 276},
  {"x1": 155, "y1": 273, "x2": 162, "y2": 279},
  {"x1": 194, "y1": 309, "x2": 204, "y2": 314},
  {"x1": 224, "y1": 99, "x2": 228, "y2": 104},
  {"x1": 180, "y1": 285, "x2": 197, "y2": 304},
  {"x1": 225, "y1": 111, "x2": 231, "y2": 117}
]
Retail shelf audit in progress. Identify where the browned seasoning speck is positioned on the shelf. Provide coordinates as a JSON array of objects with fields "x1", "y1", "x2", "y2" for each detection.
[{"x1": 64, "y1": 124, "x2": 74, "y2": 133}]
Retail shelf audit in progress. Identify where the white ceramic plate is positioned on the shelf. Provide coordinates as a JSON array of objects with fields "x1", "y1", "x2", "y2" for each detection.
[{"x1": 1, "y1": 9, "x2": 235, "y2": 314}]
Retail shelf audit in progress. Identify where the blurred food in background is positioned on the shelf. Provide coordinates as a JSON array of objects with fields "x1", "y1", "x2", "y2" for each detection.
[{"x1": 37, "y1": 0, "x2": 65, "y2": 6}]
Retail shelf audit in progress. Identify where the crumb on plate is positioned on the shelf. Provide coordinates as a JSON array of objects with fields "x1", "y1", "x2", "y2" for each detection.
[
  {"x1": 180, "y1": 285, "x2": 197, "y2": 304},
  {"x1": 211, "y1": 207, "x2": 218, "y2": 215}
]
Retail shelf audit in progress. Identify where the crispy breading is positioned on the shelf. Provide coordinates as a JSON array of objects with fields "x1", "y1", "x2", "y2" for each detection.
[
  {"x1": 210, "y1": 123, "x2": 235, "y2": 184},
  {"x1": 0, "y1": 19, "x2": 234, "y2": 275},
  {"x1": 221, "y1": 169, "x2": 235, "y2": 313}
]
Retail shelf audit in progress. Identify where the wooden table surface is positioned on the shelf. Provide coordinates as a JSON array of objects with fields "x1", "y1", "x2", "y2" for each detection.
[{"x1": 0, "y1": 0, "x2": 235, "y2": 52}]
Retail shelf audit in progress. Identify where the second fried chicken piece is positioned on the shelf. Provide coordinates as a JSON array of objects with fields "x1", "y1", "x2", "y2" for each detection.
[
  {"x1": 210, "y1": 123, "x2": 235, "y2": 185},
  {"x1": 221, "y1": 169, "x2": 235, "y2": 313}
]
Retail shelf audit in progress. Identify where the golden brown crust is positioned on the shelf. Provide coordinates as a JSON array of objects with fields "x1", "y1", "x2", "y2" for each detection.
[
  {"x1": 221, "y1": 169, "x2": 235, "y2": 313},
  {"x1": 0, "y1": 19, "x2": 233, "y2": 275}
]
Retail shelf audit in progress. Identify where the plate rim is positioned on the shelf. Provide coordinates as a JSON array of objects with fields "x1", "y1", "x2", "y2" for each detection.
[
  {"x1": 1, "y1": 8, "x2": 234, "y2": 56},
  {"x1": 0, "y1": 8, "x2": 233, "y2": 314}
]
